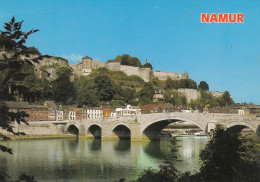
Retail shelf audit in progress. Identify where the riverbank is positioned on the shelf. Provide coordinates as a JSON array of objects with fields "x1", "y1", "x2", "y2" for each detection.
[{"x1": 1, "y1": 134, "x2": 76, "y2": 140}]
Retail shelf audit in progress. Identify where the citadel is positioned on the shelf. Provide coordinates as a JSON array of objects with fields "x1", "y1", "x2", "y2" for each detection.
[{"x1": 70, "y1": 56, "x2": 189, "y2": 82}]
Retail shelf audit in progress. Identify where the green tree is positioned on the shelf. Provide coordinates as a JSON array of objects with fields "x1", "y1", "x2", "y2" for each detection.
[
  {"x1": 198, "y1": 81, "x2": 209, "y2": 91},
  {"x1": 139, "y1": 82, "x2": 154, "y2": 104},
  {"x1": 188, "y1": 79, "x2": 197, "y2": 89},
  {"x1": 40, "y1": 78, "x2": 53, "y2": 101},
  {"x1": 164, "y1": 90, "x2": 187, "y2": 106},
  {"x1": 74, "y1": 76, "x2": 99, "y2": 106},
  {"x1": 22, "y1": 74, "x2": 42, "y2": 102},
  {"x1": 197, "y1": 124, "x2": 259, "y2": 182},
  {"x1": 52, "y1": 66, "x2": 75, "y2": 104},
  {"x1": 143, "y1": 63, "x2": 153, "y2": 70},
  {"x1": 26, "y1": 47, "x2": 41, "y2": 55},
  {"x1": 94, "y1": 75, "x2": 115, "y2": 101},
  {"x1": 178, "y1": 79, "x2": 197, "y2": 89},
  {"x1": 121, "y1": 88, "x2": 136, "y2": 103},
  {"x1": 221, "y1": 91, "x2": 234, "y2": 106},
  {"x1": 0, "y1": 17, "x2": 39, "y2": 181},
  {"x1": 115, "y1": 54, "x2": 141, "y2": 67},
  {"x1": 165, "y1": 77, "x2": 178, "y2": 89}
]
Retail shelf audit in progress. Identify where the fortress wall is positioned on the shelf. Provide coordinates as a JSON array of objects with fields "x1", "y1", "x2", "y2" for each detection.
[
  {"x1": 91, "y1": 60, "x2": 106, "y2": 69},
  {"x1": 153, "y1": 71, "x2": 188, "y2": 81},
  {"x1": 107, "y1": 62, "x2": 121, "y2": 71},
  {"x1": 119, "y1": 65, "x2": 140, "y2": 76},
  {"x1": 210, "y1": 91, "x2": 224, "y2": 97},
  {"x1": 139, "y1": 68, "x2": 151, "y2": 82},
  {"x1": 178, "y1": 88, "x2": 201, "y2": 103},
  {"x1": 63, "y1": 57, "x2": 190, "y2": 83}
]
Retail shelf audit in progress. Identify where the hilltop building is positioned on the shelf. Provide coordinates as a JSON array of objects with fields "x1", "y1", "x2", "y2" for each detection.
[
  {"x1": 70, "y1": 56, "x2": 189, "y2": 82},
  {"x1": 1, "y1": 48, "x2": 189, "y2": 82}
]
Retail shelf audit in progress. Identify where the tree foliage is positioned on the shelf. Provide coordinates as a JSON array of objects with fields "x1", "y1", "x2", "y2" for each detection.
[
  {"x1": 22, "y1": 74, "x2": 42, "y2": 102},
  {"x1": 178, "y1": 79, "x2": 197, "y2": 89},
  {"x1": 74, "y1": 76, "x2": 98, "y2": 106},
  {"x1": 143, "y1": 63, "x2": 153, "y2": 70},
  {"x1": 197, "y1": 124, "x2": 260, "y2": 182},
  {"x1": 221, "y1": 91, "x2": 234, "y2": 106},
  {"x1": 115, "y1": 54, "x2": 141, "y2": 67},
  {"x1": 0, "y1": 16, "x2": 40, "y2": 181},
  {"x1": 164, "y1": 90, "x2": 187, "y2": 106},
  {"x1": 189, "y1": 90, "x2": 235, "y2": 110},
  {"x1": 52, "y1": 66, "x2": 75, "y2": 104},
  {"x1": 198, "y1": 81, "x2": 209, "y2": 91},
  {"x1": 164, "y1": 78, "x2": 197, "y2": 90},
  {"x1": 94, "y1": 75, "x2": 115, "y2": 101},
  {"x1": 140, "y1": 82, "x2": 154, "y2": 104},
  {"x1": 0, "y1": 17, "x2": 39, "y2": 152},
  {"x1": 135, "y1": 125, "x2": 260, "y2": 182}
]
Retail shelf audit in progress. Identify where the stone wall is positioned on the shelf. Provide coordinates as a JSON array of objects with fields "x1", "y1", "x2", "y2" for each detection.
[
  {"x1": 119, "y1": 65, "x2": 140, "y2": 76},
  {"x1": 178, "y1": 89, "x2": 226, "y2": 103},
  {"x1": 71, "y1": 56, "x2": 188, "y2": 82},
  {"x1": 153, "y1": 71, "x2": 189, "y2": 80},
  {"x1": 178, "y1": 88, "x2": 201, "y2": 102},
  {"x1": 0, "y1": 122, "x2": 65, "y2": 137},
  {"x1": 210, "y1": 91, "x2": 224, "y2": 97},
  {"x1": 92, "y1": 59, "x2": 106, "y2": 69},
  {"x1": 106, "y1": 62, "x2": 121, "y2": 71},
  {"x1": 139, "y1": 68, "x2": 151, "y2": 82}
]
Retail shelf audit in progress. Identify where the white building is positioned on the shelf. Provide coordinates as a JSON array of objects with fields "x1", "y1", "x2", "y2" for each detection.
[
  {"x1": 116, "y1": 105, "x2": 141, "y2": 116},
  {"x1": 69, "y1": 111, "x2": 76, "y2": 120},
  {"x1": 111, "y1": 112, "x2": 117, "y2": 118},
  {"x1": 86, "y1": 108, "x2": 103, "y2": 119},
  {"x1": 238, "y1": 109, "x2": 245, "y2": 115}
]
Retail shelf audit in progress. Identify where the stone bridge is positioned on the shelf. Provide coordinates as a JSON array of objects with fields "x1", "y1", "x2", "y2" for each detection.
[{"x1": 63, "y1": 112, "x2": 260, "y2": 140}]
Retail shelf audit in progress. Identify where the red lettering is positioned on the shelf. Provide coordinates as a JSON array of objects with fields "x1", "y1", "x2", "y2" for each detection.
[
  {"x1": 201, "y1": 13, "x2": 209, "y2": 23},
  {"x1": 210, "y1": 13, "x2": 218, "y2": 23},
  {"x1": 229, "y1": 13, "x2": 236, "y2": 23},
  {"x1": 201, "y1": 13, "x2": 244, "y2": 23},
  {"x1": 237, "y1": 13, "x2": 244, "y2": 23},
  {"x1": 218, "y1": 14, "x2": 228, "y2": 23}
]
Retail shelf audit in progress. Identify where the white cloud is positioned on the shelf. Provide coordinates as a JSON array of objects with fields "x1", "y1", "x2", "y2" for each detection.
[{"x1": 61, "y1": 54, "x2": 83, "y2": 64}]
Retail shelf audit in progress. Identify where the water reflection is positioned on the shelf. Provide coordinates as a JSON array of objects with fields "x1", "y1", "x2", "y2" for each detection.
[
  {"x1": 114, "y1": 140, "x2": 131, "y2": 151},
  {"x1": 142, "y1": 141, "x2": 163, "y2": 158},
  {"x1": 89, "y1": 139, "x2": 101, "y2": 150},
  {"x1": 0, "y1": 136, "x2": 207, "y2": 181},
  {"x1": 68, "y1": 138, "x2": 79, "y2": 152}
]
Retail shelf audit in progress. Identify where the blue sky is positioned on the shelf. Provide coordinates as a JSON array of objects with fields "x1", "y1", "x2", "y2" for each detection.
[{"x1": 0, "y1": 0, "x2": 259, "y2": 104}]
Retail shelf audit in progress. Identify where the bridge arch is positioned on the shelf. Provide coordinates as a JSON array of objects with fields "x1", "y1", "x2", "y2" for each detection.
[
  {"x1": 226, "y1": 121, "x2": 257, "y2": 133},
  {"x1": 66, "y1": 124, "x2": 79, "y2": 136},
  {"x1": 141, "y1": 116, "x2": 206, "y2": 141},
  {"x1": 111, "y1": 123, "x2": 131, "y2": 140},
  {"x1": 87, "y1": 124, "x2": 102, "y2": 139}
]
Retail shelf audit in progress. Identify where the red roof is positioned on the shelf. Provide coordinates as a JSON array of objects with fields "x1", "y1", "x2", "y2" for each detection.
[{"x1": 139, "y1": 104, "x2": 157, "y2": 110}]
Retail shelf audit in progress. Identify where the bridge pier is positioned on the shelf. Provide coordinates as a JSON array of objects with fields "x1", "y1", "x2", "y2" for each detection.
[
  {"x1": 100, "y1": 122, "x2": 112, "y2": 140},
  {"x1": 206, "y1": 120, "x2": 218, "y2": 134},
  {"x1": 130, "y1": 123, "x2": 142, "y2": 141}
]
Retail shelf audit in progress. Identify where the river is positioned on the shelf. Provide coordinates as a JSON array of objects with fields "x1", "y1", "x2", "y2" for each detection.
[{"x1": 0, "y1": 136, "x2": 207, "y2": 182}]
